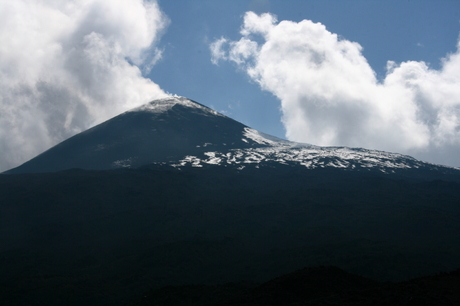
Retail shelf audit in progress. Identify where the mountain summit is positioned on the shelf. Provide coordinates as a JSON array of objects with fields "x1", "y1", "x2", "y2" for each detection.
[
  {"x1": 5, "y1": 96, "x2": 460, "y2": 179},
  {"x1": 6, "y1": 97, "x2": 279, "y2": 173}
]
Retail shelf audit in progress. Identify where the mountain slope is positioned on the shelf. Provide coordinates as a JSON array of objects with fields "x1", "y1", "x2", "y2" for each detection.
[
  {"x1": 6, "y1": 97, "x2": 281, "y2": 173},
  {"x1": 6, "y1": 96, "x2": 460, "y2": 179}
]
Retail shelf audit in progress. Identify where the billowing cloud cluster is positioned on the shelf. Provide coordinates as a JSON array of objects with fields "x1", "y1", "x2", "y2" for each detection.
[
  {"x1": 0, "y1": 0, "x2": 169, "y2": 172},
  {"x1": 211, "y1": 12, "x2": 460, "y2": 167}
]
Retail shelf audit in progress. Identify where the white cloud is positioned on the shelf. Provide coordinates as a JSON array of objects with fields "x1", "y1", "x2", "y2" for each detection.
[
  {"x1": 0, "y1": 0, "x2": 169, "y2": 172},
  {"x1": 210, "y1": 37, "x2": 228, "y2": 65},
  {"x1": 211, "y1": 12, "x2": 460, "y2": 167}
]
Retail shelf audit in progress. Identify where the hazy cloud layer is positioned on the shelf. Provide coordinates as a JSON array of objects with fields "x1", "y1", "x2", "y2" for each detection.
[
  {"x1": 211, "y1": 12, "x2": 460, "y2": 167},
  {"x1": 0, "y1": 0, "x2": 169, "y2": 172}
]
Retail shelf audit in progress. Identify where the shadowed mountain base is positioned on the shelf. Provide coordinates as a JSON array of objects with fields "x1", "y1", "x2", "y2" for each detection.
[
  {"x1": 2, "y1": 97, "x2": 460, "y2": 305},
  {"x1": 127, "y1": 266, "x2": 460, "y2": 306},
  {"x1": 1, "y1": 164, "x2": 460, "y2": 305}
]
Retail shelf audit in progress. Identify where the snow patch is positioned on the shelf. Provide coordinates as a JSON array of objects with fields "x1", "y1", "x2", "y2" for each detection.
[
  {"x1": 204, "y1": 152, "x2": 222, "y2": 165},
  {"x1": 174, "y1": 155, "x2": 203, "y2": 167},
  {"x1": 128, "y1": 96, "x2": 226, "y2": 118},
  {"x1": 243, "y1": 127, "x2": 287, "y2": 145},
  {"x1": 113, "y1": 157, "x2": 135, "y2": 168}
]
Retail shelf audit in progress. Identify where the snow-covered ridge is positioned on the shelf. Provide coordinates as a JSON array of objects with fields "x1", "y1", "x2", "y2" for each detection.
[
  {"x1": 120, "y1": 96, "x2": 457, "y2": 174},
  {"x1": 172, "y1": 142, "x2": 453, "y2": 173},
  {"x1": 127, "y1": 97, "x2": 424, "y2": 172},
  {"x1": 242, "y1": 127, "x2": 292, "y2": 146},
  {"x1": 129, "y1": 96, "x2": 225, "y2": 117},
  {"x1": 120, "y1": 94, "x2": 457, "y2": 172}
]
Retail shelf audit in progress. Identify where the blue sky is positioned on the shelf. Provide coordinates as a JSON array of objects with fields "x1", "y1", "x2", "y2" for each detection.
[
  {"x1": 153, "y1": 0, "x2": 460, "y2": 138},
  {"x1": 1, "y1": 0, "x2": 460, "y2": 171}
]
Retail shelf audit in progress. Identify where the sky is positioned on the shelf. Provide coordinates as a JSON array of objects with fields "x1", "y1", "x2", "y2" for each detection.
[{"x1": 1, "y1": 0, "x2": 460, "y2": 172}]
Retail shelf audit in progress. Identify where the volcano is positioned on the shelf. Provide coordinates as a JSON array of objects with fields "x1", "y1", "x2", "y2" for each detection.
[
  {"x1": 6, "y1": 96, "x2": 460, "y2": 181},
  {"x1": 2, "y1": 96, "x2": 460, "y2": 306},
  {"x1": 6, "y1": 96, "x2": 270, "y2": 173}
]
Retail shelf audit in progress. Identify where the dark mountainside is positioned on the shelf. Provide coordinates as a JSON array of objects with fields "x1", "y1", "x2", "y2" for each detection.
[
  {"x1": 127, "y1": 266, "x2": 460, "y2": 306},
  {"x1": 1, "y1": 97, "x2": 460, "y2": 305},
  {"x1": 5, "y1": 97, "x2": 268, "y2": 174}
]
